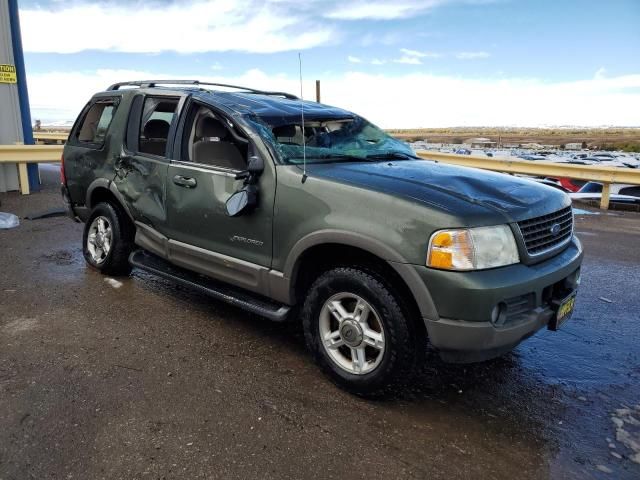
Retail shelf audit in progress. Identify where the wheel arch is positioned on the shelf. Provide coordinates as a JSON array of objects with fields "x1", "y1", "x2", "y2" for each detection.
[
  {"x1": 285, "y1": 231, "x2": 439, "y2": 324},
  {"x1": 86, "y1": 179, "x2": 135, "y2": 224}
]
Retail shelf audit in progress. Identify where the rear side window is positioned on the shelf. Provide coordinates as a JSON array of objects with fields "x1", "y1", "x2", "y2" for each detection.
[
  {"x1": 579, "y1": 182, "x2": 602, "y2": 193},
  {"x1": 138, "y1": 97, "x2": 179, "y2": 157},
  {"x1": 619, "y1": 186, "x2": 640, "y2": 197},
  {"x1": 74, "y1": 99, "x2": 118, "y2": 146}
]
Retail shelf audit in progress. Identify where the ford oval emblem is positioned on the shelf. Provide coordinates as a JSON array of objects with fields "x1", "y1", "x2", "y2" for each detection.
[{"x1": 550, "y1": 223, "x2": 561, "y2": 236}]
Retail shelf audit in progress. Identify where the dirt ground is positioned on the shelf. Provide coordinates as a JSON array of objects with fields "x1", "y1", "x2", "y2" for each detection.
[{"x1": 1, "y1": 188, "x2": 639, "y2": 480}]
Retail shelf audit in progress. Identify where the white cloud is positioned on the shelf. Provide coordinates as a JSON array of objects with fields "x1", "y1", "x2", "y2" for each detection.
[
  {"x1": 27, "y1": 68, "x2": 640, "y2": 128},
  {"x1": 595, "y1": 67, "x2": 606, "y2": 80},
  {"x1": 393, "y1": 56, "x2": 423, "y2": 65},
  {"x1": 456, "y1": 51, "x2": 490, "y2": 59},
  {"x1": 400, "y1": 48, "x2": 442, "y2": 58},
  {"x1": 211, "y1": 63, "x2": 224, "y2": 71},
  {"x1": 20, "y1": 1, "x2": 498, "y2": 54},
  {"x1": 348, "y1": 56, "x2": 363, "y2": 64},
  {"x1": 20, "y1": 1, "x2": 336, "y2": 54},
  {"x1": 371, "y1": 58, "x2": 387, "y2": 65},
  {"x1": 326, "y1": 0, "x2": 447, "y2": 20}
]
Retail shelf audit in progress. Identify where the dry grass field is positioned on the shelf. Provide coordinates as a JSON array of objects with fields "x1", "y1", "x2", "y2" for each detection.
[{"x1": 387, "y1": 127, "x2": 640, "y2": 152}]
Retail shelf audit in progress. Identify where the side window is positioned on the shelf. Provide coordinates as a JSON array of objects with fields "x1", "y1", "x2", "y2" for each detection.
[
  {"x1": 619, "y1": 186, "x2": 640, "y2": 197},
  {"x1": 580, "y1": 182, "x2": 602, "y2": 194},
  {"x1": 181, "y1": 104, "x2": 247, "y2": 170},
  {"x1": 75, "y1": 99, "x2": 118, "y2": 146},
  {"x1": 138, "y1": 97, "x2": 179, "y2": 157}
]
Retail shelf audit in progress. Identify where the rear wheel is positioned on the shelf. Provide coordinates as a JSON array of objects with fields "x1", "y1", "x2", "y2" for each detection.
[
  {"x1": 83, "y1": 202, "x2": 134, "y2": 276},
  {"x1": 302, "y1": 267, "x2": 419, "y2": 396}
]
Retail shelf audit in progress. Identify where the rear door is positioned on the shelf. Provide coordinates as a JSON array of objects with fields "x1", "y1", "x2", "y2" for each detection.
[
  {"x1": 113, "y1": 92, "x2": 186, "y2": 247},
  {"x1": 163, "y1": 100, "x2": 276, "y2": 293}
]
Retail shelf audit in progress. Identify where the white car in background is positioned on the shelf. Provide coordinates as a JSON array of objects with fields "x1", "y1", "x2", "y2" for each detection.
[{"x1": 570, "y1": 182, "x2": 640, "y2": 204}]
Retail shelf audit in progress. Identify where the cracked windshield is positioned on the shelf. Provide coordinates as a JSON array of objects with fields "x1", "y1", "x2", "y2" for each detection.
[{"x1": 248, "y1": 115, "x2": 417, "y2": 164}]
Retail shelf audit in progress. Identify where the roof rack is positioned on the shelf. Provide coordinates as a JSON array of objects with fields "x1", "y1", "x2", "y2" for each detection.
[{"x1": 106, "y1": 79, "x2": 298, "y2": 99}]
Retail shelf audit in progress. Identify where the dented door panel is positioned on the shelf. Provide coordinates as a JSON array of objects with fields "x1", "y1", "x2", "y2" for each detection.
[
  {"x1": 112, "y1": 93, "x2": 186, "y2": 238},
  {"x1": 113, "y1": 154, "x2": 169, "y2": 233}
]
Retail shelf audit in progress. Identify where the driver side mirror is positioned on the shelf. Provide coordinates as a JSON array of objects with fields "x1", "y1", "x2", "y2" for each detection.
[
  {"x1": 226, "y1": 184, "x2": 258, "y2": 217},
  {"x1": 226, "y1": 155, "x2": 263, "y2": 217}
]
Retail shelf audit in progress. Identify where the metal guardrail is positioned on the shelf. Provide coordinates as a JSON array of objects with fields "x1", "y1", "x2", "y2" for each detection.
[
  {"x1": 0, "y1": 145, "x2": 62, "y2": 194},
  {"x1": 33, "y1": 132, "x2": 69, "y2": 144},
  {"x1": 1, "y1": 144, "x2": 639, "y2": 209},
  {"x1": 416, "y1": 151, "x2": 640, "y2": 209}
]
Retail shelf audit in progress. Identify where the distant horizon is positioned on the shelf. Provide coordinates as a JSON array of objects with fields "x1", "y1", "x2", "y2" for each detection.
[{"x1": 33, "y1": 118, "x2": 640, "y2": 131}]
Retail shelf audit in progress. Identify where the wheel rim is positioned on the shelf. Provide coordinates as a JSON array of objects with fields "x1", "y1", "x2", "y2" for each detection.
[
  {"x1": 87, "y1": 216, "x2": 112, "y2": 265},
  {"x1": 319, "y1": 292, "x2": 386, "y2": 375}
]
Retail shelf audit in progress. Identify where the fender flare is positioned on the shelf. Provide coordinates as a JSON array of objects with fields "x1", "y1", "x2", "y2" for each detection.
[
  {"x1": 85, "y1": 178, "x2": 135, "y2": 223},
  {"x1": 283, "y1": 230, "x2": 439, "y2": 320}
]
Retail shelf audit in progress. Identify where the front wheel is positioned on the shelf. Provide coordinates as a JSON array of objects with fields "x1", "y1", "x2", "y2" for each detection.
[
  {"x1": 302, "y1": 267, "x2": 420, "y2": 396},
  {"x1": 82, "y1": 202, "x2": 134, "y2": 276}
]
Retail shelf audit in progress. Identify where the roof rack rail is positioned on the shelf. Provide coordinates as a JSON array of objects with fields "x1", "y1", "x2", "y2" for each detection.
[{"x1": 106, "y1": 79, "x2": 298, "y2": 99}]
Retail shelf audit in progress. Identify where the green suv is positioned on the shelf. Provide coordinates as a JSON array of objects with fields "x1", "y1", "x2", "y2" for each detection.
[{"x1": 61, "y1": 80, "x2": 583, "y2": 395}]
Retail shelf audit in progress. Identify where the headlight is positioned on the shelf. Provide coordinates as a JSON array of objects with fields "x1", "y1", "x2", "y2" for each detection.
[{"x1": 427, "y1": 225, "x2": 519, "y2": 271}]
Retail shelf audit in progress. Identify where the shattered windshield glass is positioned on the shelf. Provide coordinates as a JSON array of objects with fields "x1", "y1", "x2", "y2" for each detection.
[{"x1": 245, "y1": 114, "x2": 416, "y2": 165}]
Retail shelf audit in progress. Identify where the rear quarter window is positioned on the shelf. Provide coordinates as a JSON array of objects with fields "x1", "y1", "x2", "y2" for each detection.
[
  {"x1": 619, "y1": 186, "x2": 640, "y2": 197},
  {"x1": 579, "y1": 182, "x2": 603, "y2": 193},
  {"x1": 72, "y1": 98, "x2": 119, "y2": 147}
]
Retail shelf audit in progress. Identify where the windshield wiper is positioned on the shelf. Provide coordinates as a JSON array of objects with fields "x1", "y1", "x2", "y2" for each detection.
[{"x1": 365, "y1": 152, "x2": 419, "y2": 160}]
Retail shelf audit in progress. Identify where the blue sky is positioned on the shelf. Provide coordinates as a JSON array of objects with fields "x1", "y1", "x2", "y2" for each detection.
[{"x1": 18, "y1": 0, "x2": 640, "y2": 127}]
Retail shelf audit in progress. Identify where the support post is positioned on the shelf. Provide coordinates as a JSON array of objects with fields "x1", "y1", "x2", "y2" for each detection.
[
  {"x1": 18, "y1": 162, "x2": 29, "y2": 194},
  {"x1": 315, "y1": 80, "x2": 321, "y2": 103},
  {"x1": 8, "y1": 0, "x2": 38, "y2": 192},
  {"x1": 600, "y1": 182, "x2": 611, "y2": 210}
]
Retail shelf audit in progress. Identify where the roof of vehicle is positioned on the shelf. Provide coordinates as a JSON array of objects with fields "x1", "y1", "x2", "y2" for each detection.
[
  {"x1": 201, "y1": 91, "x2": 355, "y2": 120},
  {"x1": 103, "y1": 79, "x2": 355, "y2": 121}
]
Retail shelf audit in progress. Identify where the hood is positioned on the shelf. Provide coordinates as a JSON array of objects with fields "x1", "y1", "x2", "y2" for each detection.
[{"x1": 306, "y1": 160, "x2": 570, "y2": 224}]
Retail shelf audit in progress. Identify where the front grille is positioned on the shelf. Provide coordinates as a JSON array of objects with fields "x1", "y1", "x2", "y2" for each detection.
[{"x1": 517, "y1": 206, "x2": 573, "y2": 256}]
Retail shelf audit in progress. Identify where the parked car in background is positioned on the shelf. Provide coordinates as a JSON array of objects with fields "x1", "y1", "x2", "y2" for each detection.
[
  {"x1": 518, "y1": 154, "x2": 547, "y2": 161},
  {"x1": 544, "y1": 177, "x2": 586, "y2": 193},
  {"x1": 454, "y1": 148, "x2": 471, "y2": 155},
  {"x1": 570, "y1": 182, "x2": 640, "y2": 204},
  {"x1": 567, "y1": 156, "x2": 639, "y2": 169}
]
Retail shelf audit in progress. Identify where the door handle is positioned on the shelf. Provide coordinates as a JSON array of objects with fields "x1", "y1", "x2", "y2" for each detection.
[{"x1": 173, "y1": 175, "x2": 197, "y2": 188}]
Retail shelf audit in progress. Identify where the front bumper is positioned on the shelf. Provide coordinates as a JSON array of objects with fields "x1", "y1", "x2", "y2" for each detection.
[{"x1": 416, "y1": 236, "x2": 583, "y2": 363}]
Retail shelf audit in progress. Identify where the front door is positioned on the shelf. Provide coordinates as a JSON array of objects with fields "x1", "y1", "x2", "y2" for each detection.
[{"x1": 164, "y1": 102, "x2": 275, "y2": 293}]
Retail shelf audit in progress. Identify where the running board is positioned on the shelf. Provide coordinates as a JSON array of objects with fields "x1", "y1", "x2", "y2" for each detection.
[{"x1": 129, "y1": 250, "x2": 290, "y2": 322}]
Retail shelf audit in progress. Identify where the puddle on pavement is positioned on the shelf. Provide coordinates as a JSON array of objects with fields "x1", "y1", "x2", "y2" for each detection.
[
  {"x1": 573, "y1": 208, "x2": 600, "y2": 215},
  {"x1": 611, "y1": 406, "x2": 640, "y2": 464}
]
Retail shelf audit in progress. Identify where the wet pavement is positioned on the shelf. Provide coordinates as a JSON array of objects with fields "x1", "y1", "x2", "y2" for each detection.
[{"x1": 1, "y1": 188, "x2": 639, "y2": 480}]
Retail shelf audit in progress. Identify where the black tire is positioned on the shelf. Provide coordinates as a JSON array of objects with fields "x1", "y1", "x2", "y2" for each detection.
[
  {"x1": 82, "y1": 202, "x2": 134, "y2": 276},
  {"x1": 302, "y1": 267, "x2": 420, "y2": 396}
]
